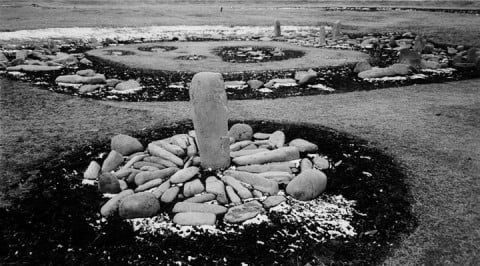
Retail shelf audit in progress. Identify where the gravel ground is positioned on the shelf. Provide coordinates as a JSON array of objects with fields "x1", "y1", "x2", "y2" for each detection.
[{"x1": 1, "y1": 77, "x2": 479, "y2": 264}]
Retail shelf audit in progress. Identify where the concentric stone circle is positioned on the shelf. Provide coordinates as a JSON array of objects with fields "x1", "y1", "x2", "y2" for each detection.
[{"x1": 87, "y1": 41, "x2": 368, "y2": 73}]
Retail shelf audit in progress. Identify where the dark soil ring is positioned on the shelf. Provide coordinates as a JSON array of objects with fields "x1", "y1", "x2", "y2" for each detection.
[
  {"x1": 214, "y1": 46, "x2": 306, "y2": 63},
  {"x1": 0, "y1": 120, "x2": 416, "y2": 265}
]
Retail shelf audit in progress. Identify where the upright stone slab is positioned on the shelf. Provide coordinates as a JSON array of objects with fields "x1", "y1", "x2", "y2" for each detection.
[
  {"x1": 332, "y1": 20, "x2": 341, "y2": 40},
  {"x1": 274, "y1": 20, "x2": 281, "y2": 37},
  {"x1": 189, "y1": 72, "x2": 231, "y2": 170},
  {"x1": 319, "y1": 26, "x2": 326, "y2": 46}
]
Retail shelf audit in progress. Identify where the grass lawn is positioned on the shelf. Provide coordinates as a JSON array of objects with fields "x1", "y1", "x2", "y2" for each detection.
[{"x1": 1, "y1": 1, "x2": 480, "y2": 265}]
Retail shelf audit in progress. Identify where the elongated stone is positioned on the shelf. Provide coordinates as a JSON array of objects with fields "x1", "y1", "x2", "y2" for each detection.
[
  {"x1": 184, "y1": 193, "x2": 216, "y2": 203},
  {"x1": 224, "y1": 170, "x2": 279, "y2": 195},
  {"x1": 173, "y1": 212, "x2": 216, "y2": 226},
  {"x1": 319, "y1": 26, "x2": 326, "y2": 45},
  {"x1": 236, "y1": 162, "x2": 295, "y2": 173},
  {"x1": 189, "y1": 72, "x2": 230, "y2": 170},
  {"x1": 134, "y1": 167, "x2": 178, "y2": 186},
  {"x1": 221, "y1": 175, "x2": 253, "y2": 199},
  {"x1": 230, "y1": 148, "x2": 269, "y2": 158},
  {"x1": 170, "y1": 166, "x2": 200, "y2": 184},
  {"x1": 332, "y1": 20, "x2": 341, "y2": 40},
  {"x1": 147, "y1": 143, "x2": 183, "y2": 167},
  {"x1": 225, "y1": 185, "x2": 242, "y2": 205},
  {"x1": 232, "y1": 146, "x2": 299, "y2": 165},
  {"x1": 274, "y1": 20, "x2": 281, "y2": 37},
  {"x1": 150, "y1": 141, "x2": 185, "y2": 157},
  {"x1": 172, "y1": 202, "x2": 227, "y2": 215}
]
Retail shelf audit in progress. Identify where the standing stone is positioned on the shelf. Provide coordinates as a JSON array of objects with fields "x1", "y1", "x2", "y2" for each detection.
[
  {"x1": 413, "y1": 35, "x2": 426, "y2": 54},
  {"x1": 189, "y1": 72, "x2": 230, "y2": 170},
  {"x1": 332, "y1": 20, "x2": 341, "y2": 40},
  {"x1": 319, "y1": 26, "x2": 326, "y2": 45},
  {"x1": 274, "y1": 20, "x2": 281, "y2": 37}
]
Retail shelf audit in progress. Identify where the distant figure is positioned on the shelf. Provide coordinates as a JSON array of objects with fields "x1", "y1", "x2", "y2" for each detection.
[{"x1": 220, "y1": 7, "x2": 223, "y2": 13}]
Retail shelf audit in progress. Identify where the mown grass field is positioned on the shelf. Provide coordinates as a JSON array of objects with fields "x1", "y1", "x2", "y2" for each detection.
[{"x1": 1, "y1": 1, "x2": 480, "y2": 265}]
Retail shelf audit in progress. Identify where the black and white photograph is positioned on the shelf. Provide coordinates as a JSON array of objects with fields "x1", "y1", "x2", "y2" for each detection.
[{"x1": 0, "y1": 0, "x2": 479, "y2": 265}]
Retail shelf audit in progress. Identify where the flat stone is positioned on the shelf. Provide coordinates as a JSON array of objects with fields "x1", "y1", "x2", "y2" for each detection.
[
  {"x1": 183, "y1": 193, "x2": 216, "y2": 203},
  {"x1": 113, "y1": 79, "x2": 142, "y2": 93},
  {"x1": 288, "y1": 138, "x2": 318, "y2": 153},
  {"x1": 247, "y1": 79, "x2": 264, "y2": 90},
  {"x1": 228, "y1": 123, "x2": 253, "y2": 142},
  {"x1": 151, "y1": 180, "x2": 171, "y2": 198},
  {"x1": 183, "y1": 179, "x2": 205, "y2": 197},
  {"x1": 118, "y1": 192, "x2": 160, "y2": 218},
  {"x1": 101, "y1": 150, "x2": 124, "y2": 172},
  {"x1": 79, "y1": 84, "x2": 102, "y2": 94},
  {"x1": 224, "y1": 170, "x2": 279, "y2": 195},
  {"x1": 55, "y1": 74, "x2": 106, "y2": 84},
  {"x1": 84, "y1": 161, "x2": 101, "y2": 180},
  {"x1": 172, "y1": 202, "x2": 227, "y2": 215},
  {"x1": 7, "y1": 65, "x2": 63, "y2": 72},
  {"x1": 76, "y1": 69, "x2": 96, "y2": 77},
  {"x1": 224, "y1": 200, "x2": 264, "y2": 223},
  {"x1": 205, "y1": 176, "x2": 228, "y2": 204},
  {"x1": 232, "y1": 147, "x2": 299, "y2": 166},
  {"x1": 313, "y1": 156, "x2": 329, "y2": 170},
  {"x1": 100, "y1": 189, "x2": 134, "y2": 217},
  {"x1": 98, "y1": 172, "x2": 121, "y2": 194},
  {"x1": 221, "y1": 175, "x2": 254, "y2": 199},
  {"x1": 160, "y1": 186, "x2": 180, "y2": 203},
  {"x1": 111, "y1": 134, "x2": 144, "y2": 156},
  {"x1": 263, "y1": 195, "x2": 286, "y2": 208},
  {"x1": 286, "y1": 169, "x2": 327, "y2": 201},
  {"x1": 135, "y1": 167, "x2": 178, "y2": 186},
  {"x1": 173, "y1": 212, "x2": 216, "y2": 226}
]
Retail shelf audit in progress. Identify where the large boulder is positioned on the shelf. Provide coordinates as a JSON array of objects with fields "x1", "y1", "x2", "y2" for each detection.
[
  {"x1": 286, "y1": 169, "x2": 327, "y2": 201},
  {"x1": 111, "y1": 134, "x2": 144, "y2": 156},
  {"x1": 55, "y1": 74, "x2": 106, "y2": 84},
  {"x1": 118, "y1": 192, "x2": 160, "y2": 218}
]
